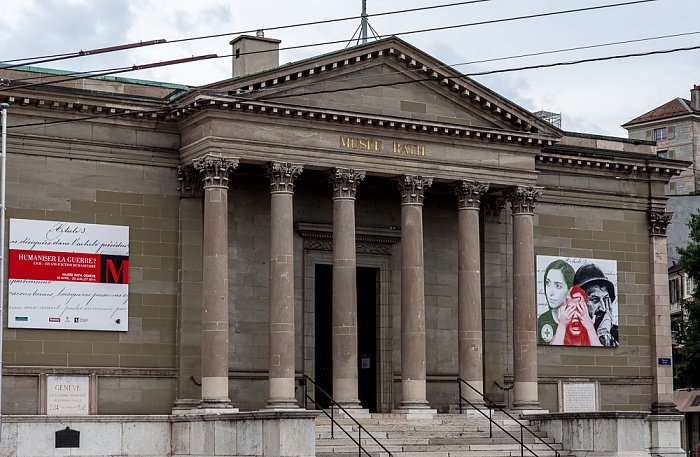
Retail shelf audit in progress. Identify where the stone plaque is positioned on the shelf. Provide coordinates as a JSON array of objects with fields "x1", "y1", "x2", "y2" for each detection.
[
  {"x1": 47, "y1": 376, "x2": 89, "y2": 415},
  {"x1": 562, "y1": 382, "x2": 596, "y2": 412}
]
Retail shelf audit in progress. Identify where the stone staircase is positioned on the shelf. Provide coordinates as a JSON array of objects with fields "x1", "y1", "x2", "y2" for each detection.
[{"x1": 315, "y1": 411, "x2": 571, "y2": 457}]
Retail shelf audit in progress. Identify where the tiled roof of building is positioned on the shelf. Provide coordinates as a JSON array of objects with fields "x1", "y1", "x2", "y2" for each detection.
[{"x1": 623, "y1": 98, "x2": 695, "y2": 126}]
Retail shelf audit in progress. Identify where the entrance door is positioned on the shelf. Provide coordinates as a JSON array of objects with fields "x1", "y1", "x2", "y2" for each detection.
[{"x1": 314, "y1": 264, "x2": 379, "y2": 412}]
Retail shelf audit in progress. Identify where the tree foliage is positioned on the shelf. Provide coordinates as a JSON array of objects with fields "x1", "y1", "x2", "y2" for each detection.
[{"x1": 675, "y1": 211, "x2": 700, "y2": 388}]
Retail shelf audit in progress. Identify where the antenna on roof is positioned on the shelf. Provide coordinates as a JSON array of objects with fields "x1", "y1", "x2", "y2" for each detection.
[{"x1": 347, "y1": 0, "x2": 380, "y2": 48}]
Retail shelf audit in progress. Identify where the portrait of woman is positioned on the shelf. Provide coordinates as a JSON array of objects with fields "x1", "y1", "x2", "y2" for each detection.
[{"x1": 537, "y1": 259, "x2": 575, "y2": 344}]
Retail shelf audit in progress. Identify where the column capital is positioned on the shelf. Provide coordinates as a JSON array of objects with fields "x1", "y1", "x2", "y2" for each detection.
[
  {"x1": 506, "y1": 186, "x2": 543, "y2": 214},
  {"x1": 177, "y1": 165, "x2": 203, "y2": 198},
  {"x1": 648, "y1": 211, "x2": 673, "y2": 236},
  {"x1": 329, "y1": 168, "x2": 366, "y2": 199},
  {"x1": 452, "y1": 180, "x2": 489, "y2": 209},
  {"x1": 482, "y1": 196, "x2": 506, "y2": 223},
  {"x1": 396, "y1": 175, "x2": 433, "y2": 205},
  {"x1": 193, "y1": 154, "x2": 239, "y2": 189},
  {"x1": 267, "y1": 162, "x2": 303, "y2": 194}
]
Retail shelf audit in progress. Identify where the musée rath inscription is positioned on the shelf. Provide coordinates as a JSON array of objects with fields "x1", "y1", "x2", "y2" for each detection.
[{"x1": 339, "y1": 136, "x2": 425, "y2": 157}]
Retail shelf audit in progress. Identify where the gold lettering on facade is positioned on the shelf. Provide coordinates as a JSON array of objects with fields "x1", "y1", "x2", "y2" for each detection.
[
  {"x1": 339, "y1": 136, "x2": 425, "y2": 157},
  {"x1": 393, "y1": 142, "x2": 425, "y2": 156},
  {"x1": 339, "y1": 136, "x2": 382, "y2": 152}
]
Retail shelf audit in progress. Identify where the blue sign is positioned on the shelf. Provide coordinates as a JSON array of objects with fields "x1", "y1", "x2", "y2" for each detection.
[{"x1": 658, "y1": 358, "x2": 671, "y2": 365}]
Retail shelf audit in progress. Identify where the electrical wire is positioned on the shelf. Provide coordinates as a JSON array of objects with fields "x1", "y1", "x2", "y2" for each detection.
[{"x1": 1, "y1": 0, "x2": 659, "y2": 72}]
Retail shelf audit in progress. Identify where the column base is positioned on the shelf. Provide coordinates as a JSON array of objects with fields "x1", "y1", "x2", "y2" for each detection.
[
  {"x1": 512, "y1": 399, "x2": 541, "y2": 411},
  {"x1": 172, "y1": 399, "x2": 202, "y2": 415},
  {"x1": 651, "y1": 401, "x2": 680, "y2": 415},
  {"x1": 265, "y1": 399, "x2": 300, "y2": 410},
  {"x1": 199, "y1": 397, "x2": 234, "y2": 412},
  {"x1": 328, "y1": 407, "x2": 371, "y2": 419},
  {"x1": 647, "y1": 413, "x2": 685, "y2": 457}
]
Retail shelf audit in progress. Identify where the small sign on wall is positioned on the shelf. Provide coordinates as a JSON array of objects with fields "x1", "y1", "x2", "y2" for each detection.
[
  {"x1": 562, "y1": 382, "x2": 597, "y2": 412},
  {"x1": 46, "y1": 376, "x2": 90, "y2": 415}
]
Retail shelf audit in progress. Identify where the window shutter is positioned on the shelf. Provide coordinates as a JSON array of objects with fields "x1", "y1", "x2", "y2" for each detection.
[
  {"x1": 668, "y1": 126, "x2": 675, "y2": 139},
  {"x1": 645, "y1": 129, "x2": 652, "y2": 140},
  {"x1": 669, "y1": 149, "x2": 676, "y2": 159}
]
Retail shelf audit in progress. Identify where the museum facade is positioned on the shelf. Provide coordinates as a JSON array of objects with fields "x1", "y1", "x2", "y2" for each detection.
[{"x1": 0, "y1": 35, "x2": 689, "y2": 455}]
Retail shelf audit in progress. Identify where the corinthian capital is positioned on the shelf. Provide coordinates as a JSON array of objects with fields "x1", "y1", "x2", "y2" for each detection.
[
  {"x1": 396, "y1": 175, "x2": 433, "y2": 205},
  {"x1": 482, "y1": 196, "x2": 506, "y2": 223},
  {"x1": 329, "y1": 168, "x2": 366, "y2": 199},
  {"x1": 452, "y1": 180, "x2": 490, "y2": 209},
  {"x1": 177, "y1": 165, "x2": 203, "y2": 198},
  {"x1": 505, "y1": 185, "x2": 543, "y2": 214},
  {"x1": 648, "y1": 211, "x2": 673, "y2": 236},
  {"x1": 193, "y1": 154, "x2": 239, "y2": 189},
  {"x1": 267, "y1": 162, "x2": 303, "y2": 194}
]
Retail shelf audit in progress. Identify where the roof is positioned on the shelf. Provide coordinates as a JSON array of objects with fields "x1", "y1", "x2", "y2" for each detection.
[
  {"x1": 674, "y1": 389, "x2": 700, "y2": 413},
  {"x1": 623, "y1": 98, "x2": 695, "y2": 127}
]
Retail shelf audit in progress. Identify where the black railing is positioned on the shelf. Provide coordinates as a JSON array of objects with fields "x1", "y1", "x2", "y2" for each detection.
[
  {"x1": 457, "y1": 377, "x2": 560, "y2": 457},
  {"x1": 302, "y1": 374, "x2": 393, "y2": 457}
]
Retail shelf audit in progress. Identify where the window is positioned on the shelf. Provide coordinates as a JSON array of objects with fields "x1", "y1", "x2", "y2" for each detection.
[
  {"x1": 654, "y1": 127, "x2": 667, "y2": 141},
  {"x1": 657, "y1": 150, "x2": 668, "y2": 159},
  {"x1": 670, "y1": 277, "x2": 680, "y2": 304}
]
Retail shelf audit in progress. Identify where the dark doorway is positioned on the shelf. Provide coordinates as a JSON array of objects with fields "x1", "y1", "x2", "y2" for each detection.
[{"x1": 314, "y1": 264, "x2": 379, "y2": 412}]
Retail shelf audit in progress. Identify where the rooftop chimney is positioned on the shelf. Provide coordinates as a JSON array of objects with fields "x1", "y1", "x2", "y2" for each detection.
[
  {"x1": 692, "y1": 85, "x2": 700, "y2": 112},
  {"x1": 229, "y1": 34, "x2": 281, "y2": 78}
]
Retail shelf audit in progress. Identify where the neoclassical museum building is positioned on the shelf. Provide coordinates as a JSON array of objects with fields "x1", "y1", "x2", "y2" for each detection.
[{"x1": 0, "y1": 35, "x2": 688, "y2": 456}]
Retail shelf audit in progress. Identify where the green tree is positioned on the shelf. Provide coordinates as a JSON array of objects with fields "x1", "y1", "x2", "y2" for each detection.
[{"x1": 675, "y1": 212, "x2": 700, "y2": 388}]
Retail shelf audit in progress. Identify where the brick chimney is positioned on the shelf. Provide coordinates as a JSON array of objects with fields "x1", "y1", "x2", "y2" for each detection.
[
  {"x1": 229, "y1": 31, "x2": 281, "y2": 78},
  {"x1": 692, "y1": 85, "x2": 700, "y2": 112}
]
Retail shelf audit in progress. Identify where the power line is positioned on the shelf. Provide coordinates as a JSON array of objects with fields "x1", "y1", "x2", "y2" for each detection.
[
  {"x1": 5, "y1": 41, "x2": 699, "y2": 131},
  {"x1": 244, "y1": 44, "x2": 700, "y2": 102},
  {"x1": 1, "y1": 0, "x2": 659, "y2": 74},
  {"x1": 0, "y1": 0, "x2": 493, "y2": 67}
]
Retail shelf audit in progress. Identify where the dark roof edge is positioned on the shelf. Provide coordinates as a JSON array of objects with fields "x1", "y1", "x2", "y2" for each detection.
[
  {"x1": 564, "y1": 130, "x2": 655, "y2": 146},
  {"x1": 545, "y1": 143, "x2": 691, "y2": 166},
  {"x1": 622, "y1": 111, "x2": 700, "y2": 128}
]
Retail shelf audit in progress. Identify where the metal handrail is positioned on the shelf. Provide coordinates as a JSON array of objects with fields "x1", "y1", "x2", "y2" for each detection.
[
  {"x1": 457, "y1": 377, "x2": 560, "y2": 457},
  {"x1": 302, "y1": 374, "x2": 393, "y2": 457}
]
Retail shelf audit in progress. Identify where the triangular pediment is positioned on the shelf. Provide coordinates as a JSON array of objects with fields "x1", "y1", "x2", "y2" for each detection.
[{"x1": 195, "y1": 37, "x2": 561, "y2": 139}]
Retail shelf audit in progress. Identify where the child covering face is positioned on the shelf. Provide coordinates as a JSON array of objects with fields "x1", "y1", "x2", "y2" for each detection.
[{"x1": 549, "y1": 285, "x2": 603, "y2": 347}]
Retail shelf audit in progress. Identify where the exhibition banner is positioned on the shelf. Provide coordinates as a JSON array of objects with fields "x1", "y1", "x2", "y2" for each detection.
[
  {"x1": 536, "y1": 255, "x2": 618, "y2": 347},
  {"x1": 8, "y1": 219, "x2": 129, "y2": 331}
]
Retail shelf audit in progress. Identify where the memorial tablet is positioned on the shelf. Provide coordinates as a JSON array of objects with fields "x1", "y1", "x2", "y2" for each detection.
[
  {"x1": 562, "y1": 382, "x2": 596, "y2": 412},
  {"x1": 47, "y1": 376, "x2": 89, "y2": 415}
]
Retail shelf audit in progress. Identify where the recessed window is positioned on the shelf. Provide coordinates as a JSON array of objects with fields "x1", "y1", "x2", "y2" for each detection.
[
  {"x1": 657, "y1": 150, "x2": 668, "y2": 159},
  {"x1": 654, "y1": 127, "x2": 667, "y2": 141}
]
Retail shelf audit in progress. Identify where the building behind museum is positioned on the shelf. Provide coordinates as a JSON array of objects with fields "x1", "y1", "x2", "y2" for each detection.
[{"x1": 0, "y1": 35, "x2": 689, "y2": 456}]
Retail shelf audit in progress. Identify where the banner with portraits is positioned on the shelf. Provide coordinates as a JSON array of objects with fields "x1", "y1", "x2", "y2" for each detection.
[{"x1": 536, "y1": 255, "x2": 618, "y2": 347}]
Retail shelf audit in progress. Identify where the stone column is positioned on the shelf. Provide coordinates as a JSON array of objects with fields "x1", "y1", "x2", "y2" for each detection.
[
  {"x1": 648, "y1": 211, "x2": 678, "y2": 414},
  {"x1": 173, "y1": 166, "x2": 204, "y2": 412},
  {"x1": 396, "y1": 175, "x2": 433, "y2": 411},
  {"x1": 452, "y1": 180, "x2": 489, "y2": 406},
  {"x1": 194, "y1": 153, "x2": 239, "y2": 408},
  {"x1": 330, "y1": 168, "x2": 366, "y2": 409},
  {"x1": 481, "y1": 197, "x2": 509, "y2": 407},
  {"x1": 506, "y1": 185, "x2": 542, "y2": 410},
  {"x1": 266, "y1": 162, "x2": 303, "y2": 409}
]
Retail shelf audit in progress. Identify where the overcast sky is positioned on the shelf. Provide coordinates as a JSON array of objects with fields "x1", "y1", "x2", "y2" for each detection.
[{"x1": 2, "y1": 0, "x2": 699, "y2": 136}]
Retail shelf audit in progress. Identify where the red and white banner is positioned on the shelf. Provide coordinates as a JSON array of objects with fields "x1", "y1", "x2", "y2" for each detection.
[{"x1": 9, "y1": 219, "x2": 129, "y2": 331}]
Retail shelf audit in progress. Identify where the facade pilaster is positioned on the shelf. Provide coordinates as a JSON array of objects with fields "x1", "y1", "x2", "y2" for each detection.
[
  {"x1": 173, "y1": 166, "x2": 204, "y2": 411},
  {"x1": 193, "y1": 153, "x2": 239, "y2": 409},
  {"x1": 647, "y1": 210, "x2": 679, "y2": 415},
  {"x1": 266, "y1": 162, "x2": 303, "y2": 409},
  {"x1": 329, "y1": 168, "x2": 366, "y2": 409},
  {"x1": 452, "y1": 180, "x2": 489, "y2": 405},
  {"x1": 506, "y1": 185, "x2": 542, "y2": 410},
  {"x1": 396, "y1": 175, "x2": 433, "y2": 410}
]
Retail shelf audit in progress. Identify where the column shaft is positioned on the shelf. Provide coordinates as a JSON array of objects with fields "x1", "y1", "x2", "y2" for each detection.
[
  {"x1": 330, "y1": 169, "x2": 365, "y2": 409},
  {"x1": 648, "y1": 211, "x2": 678, "y2": 414},
  {"x1": 195, "y1": 154, "x2": 238, "y2": 408},
  {"x1": 454, "y1": 180, "x2": 488, "y2": 404},
  {"x1": 267, "y1": 162, "x2": 303, "y2": 409},
  {"x1": 397, "y1": 175, "x2": 432, "y2": 410},
  {"x1": 508, "y1": 186, "x2": 542, "y2": 410}
]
